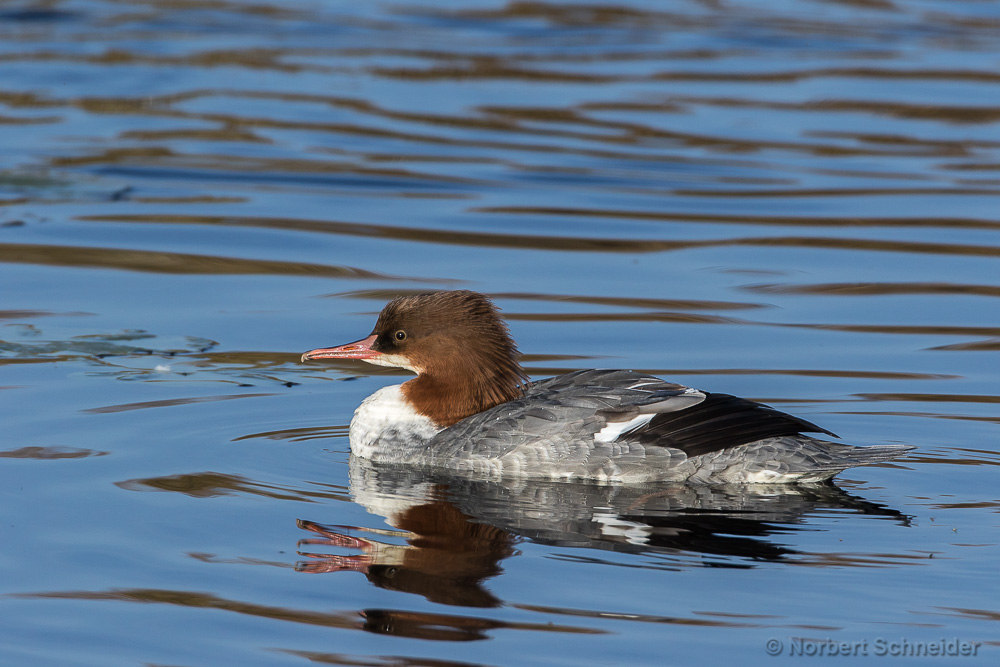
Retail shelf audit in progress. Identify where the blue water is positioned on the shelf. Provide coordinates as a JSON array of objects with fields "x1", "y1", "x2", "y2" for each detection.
[{"x1": 2, "y1": 1, "x2": 999, "y2": 664}]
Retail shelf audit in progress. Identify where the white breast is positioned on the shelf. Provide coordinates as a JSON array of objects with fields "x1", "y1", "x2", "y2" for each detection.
[{"x1": 349, "y1": 384, "x2": 441, "y2": 461}]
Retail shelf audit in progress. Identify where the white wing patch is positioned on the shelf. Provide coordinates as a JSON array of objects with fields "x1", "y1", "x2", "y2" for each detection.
[
  {"x1": 594, "y1": 387, "x2": 707, "y2": 443},
  {"x1": 595, "y1": 413, "x2": 655, "y2": 443},
  {"x1": 641, "y1": 388, "x2": 706, "y2": 414},
  {"x1": 628, "y1": 379, "x2": 663, "y2": 389}
]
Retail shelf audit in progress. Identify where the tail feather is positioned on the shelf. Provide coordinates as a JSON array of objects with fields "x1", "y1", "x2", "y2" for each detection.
[
  {"x1": 808, "y1": 442, "x2": 914, "y2": 473},
  {"x1": 843, "y1": 443, "x2": 913, "y2": 464}
]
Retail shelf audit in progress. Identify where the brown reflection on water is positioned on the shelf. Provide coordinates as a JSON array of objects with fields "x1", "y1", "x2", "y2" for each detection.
[
  {"x1": 900, "y1": 449, "x2": 1000, "y2": 469},
  {"x1": 360, "y1": 608, "x2": 603, "y2": 641},
  {"x1": 836, "y1": 411, "x2": 1000, "y2": 426},
  {"x1": 680, "y1": 186, "x2": 1000, "y2": 198},
  {"x1": 785, "y1": 322, "x2": 1000, "y2": 337},
  {"x1": 116, "y1": 471, "x2": 351, "y2": 503},
  {"x1": 627, "y1": 368, "x2": 956, "y2": 381},
  {"x1": 507, "y1": 311, "x2": 743, "y2": 325},
  {"x1": 744, "y1": 282, "x2": 1000, "y2": 298},
  {"x1": 0, "y1": 48, "x2": 328, "y2": 74},
  {"x1": 83, "y1": 392, "x2": 275, "y2": 414},
  {"x1": 935, "y1": 607, "x2": 1000, "y2": 624},
  {"x1": 475, "y1": 206, "x2": 1000, "y2": 232},
  {"x1": 324, "y1": 288, "x2": 766, "y2": 312},
  {"x1": 15, "y1": 588, "x2": 362, "y2": 630},
  {"x1": 923, "y1": 498, "x2": 1000, "y2": 511},
  {"x1": 14, "y1": 588, "x2": 603, "y2": 641},
  {"x1": 833, "y1": 392, "x2": 1000, "y2": 430},
  {"x1": 233, "y1": 425, "x2": 350, "y2": 443},
  {"x1": 512, "y1": 602, "x2": 766, "y2": 628},
  {"x1": 369, "y1": 55, "x2": 1000, "y2": 94},
  {"x1": 0, "y1": 309, "x2": 91, "y2": 320},
  {"x1": 0, "y1": 243, "x2": 414, "y2": 278},
  {"x1": 791, "y1": 551, "x2": 938, "y2": 569},
  {"x1": 667, "y1": 95, "x2": 1000, "y2": 127},
  {"x1": 476, "y1": 291, "x2": 765, "y2": 311},
  {"x1": 277, "y1": 648, "x2": 491, "y2": 666},
  {"x1": 54, "y1": 145, "x2": 488, "y2": 187},
  {"x1": 854, "y1": 393, "x2": 1000, "y2": 404},
  {"x1": 0, "y1": 445, "x2": 107, "y2": 459},
  {"x1": 932, "y1": 339, "x2": 1000, "y2": 352}
]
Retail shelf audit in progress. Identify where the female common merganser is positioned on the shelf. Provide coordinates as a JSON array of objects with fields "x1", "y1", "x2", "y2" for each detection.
[{"x1": 302, "y1": 290, "x2": 911, "y2": 484}]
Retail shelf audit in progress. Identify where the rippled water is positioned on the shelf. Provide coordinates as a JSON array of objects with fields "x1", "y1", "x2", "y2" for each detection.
[{"x1": 2, "y1": 1, "x2": 999, "y2": 664}]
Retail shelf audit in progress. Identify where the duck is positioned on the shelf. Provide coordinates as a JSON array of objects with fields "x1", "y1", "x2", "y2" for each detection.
[{"x1": 301, "y1": 290, "x2": 911, "y2": 483}]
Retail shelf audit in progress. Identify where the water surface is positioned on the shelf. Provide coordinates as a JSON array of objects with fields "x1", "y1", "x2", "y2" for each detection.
[{"x1": 2, "y1": 1, "x2": 999, "y2": 664}]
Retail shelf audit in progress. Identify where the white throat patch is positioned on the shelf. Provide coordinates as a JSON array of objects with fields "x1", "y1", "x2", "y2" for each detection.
[{"x1": 363, "y1": 353, "x2": 419, "y2": 373}]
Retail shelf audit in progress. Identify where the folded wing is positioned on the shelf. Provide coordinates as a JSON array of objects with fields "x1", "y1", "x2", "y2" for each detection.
[{"x1": 434, "y1": 369, "x2": 835, "y2": 462}]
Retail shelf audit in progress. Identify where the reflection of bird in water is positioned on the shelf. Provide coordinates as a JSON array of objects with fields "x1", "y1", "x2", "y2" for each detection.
[
  {"x1": 302, "y1": 290, "x2": 912, "y2": 483},
  {"x1": 297, "y1": 498, "x2": 515, "y2": 609},
  {"x1": 296, "y1": 457, "x2": 912, "y2": 612}
]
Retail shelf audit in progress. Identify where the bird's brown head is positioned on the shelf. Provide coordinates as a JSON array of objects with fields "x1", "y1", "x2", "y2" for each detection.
[{"x1": 302, "y1": 290, "x2": 528, "y2": 426}]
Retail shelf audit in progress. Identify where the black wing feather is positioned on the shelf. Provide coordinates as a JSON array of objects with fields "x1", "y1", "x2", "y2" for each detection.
[{"x1": 626, "y1": 392, "x2": 838, "y2": 458}]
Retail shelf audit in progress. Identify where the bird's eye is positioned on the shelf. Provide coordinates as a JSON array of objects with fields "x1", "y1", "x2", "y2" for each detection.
[{"x1": 394, "y1": 330, "x2": 406, "y2": 341}]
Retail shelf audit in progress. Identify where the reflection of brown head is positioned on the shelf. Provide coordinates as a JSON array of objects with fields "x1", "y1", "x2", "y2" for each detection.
[{"x1": 297, "y1": 497, "x2": 516, "y2": 608}]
